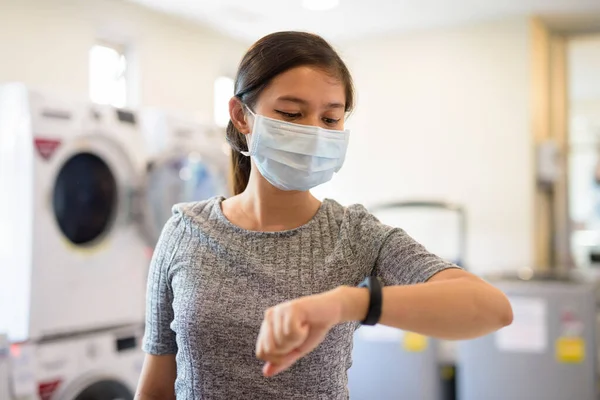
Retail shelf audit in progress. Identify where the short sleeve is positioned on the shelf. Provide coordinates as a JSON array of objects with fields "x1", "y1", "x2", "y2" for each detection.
[
  {"x1": 142, "y1": 212, "x2": 185, "y2": 355},
  {"x1": 348, "y1": 205, "x2": 461, "y2": 286}
]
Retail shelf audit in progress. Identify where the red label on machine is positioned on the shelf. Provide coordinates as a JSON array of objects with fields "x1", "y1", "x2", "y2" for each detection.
[
  {"x1": 38, "y1": 380, "x2": 62, "y2": 400},
  {"x1": 560, "y1": 309, "x2": 584, "y2": 337},
  {"x1": 34, "y1": 138, "x2": 61, "y2": 161}
]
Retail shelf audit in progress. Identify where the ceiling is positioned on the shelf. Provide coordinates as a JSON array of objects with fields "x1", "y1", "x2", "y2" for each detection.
[{"x1": 128, "y1": 0, "x2": 600, "y2": 43}]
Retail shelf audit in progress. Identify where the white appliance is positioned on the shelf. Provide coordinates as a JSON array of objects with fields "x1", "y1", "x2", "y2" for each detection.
[
  {"x1": 6, "y1": 325, "x2": 144, "y2": 400},
  {"x1": 0, "y1": 83, "x2": 149, "y2": 343},
  {"x1": 0, "y1": 334, "x2": 9, "y2": 400},
  {"x1": 140, "y1": 109, "x2": 231, "y2": 246}
]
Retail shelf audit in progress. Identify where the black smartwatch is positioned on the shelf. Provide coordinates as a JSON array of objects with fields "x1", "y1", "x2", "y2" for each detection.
[{"x1": 357, "y1": 276, "x2": 382, "y2": 326}]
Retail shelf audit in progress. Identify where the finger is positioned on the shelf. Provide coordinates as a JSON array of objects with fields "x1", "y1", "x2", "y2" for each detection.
[
  {"x1": 293, "y1": 324, "x2": 322, "y2": 359},
  {"x1": 263, "y1": 314, "x2": 277, "y2": 356},
  {"x1": 263, "y1": 324, "x2": 312, "y2": 377},
  {"x1": 262, "y1": 349, "x2": 303, "y2": 377},
  {"x1": 258, "y1": 316, "x2": 297, "y2": 365},
  {"x1": 263, "y1": 361, "x2": 277, "y2": 377},
  {"x1": 272, "y1": 308, "x2": 284, "y2": 349},
  {"x1": 280, "y1": 309, "x2": 306, "y2": 352},
  {"x1": 282, "y1": 307, "x2": 293, "y2": 338},
  {"x1": 270, "y1": 308, "x2": 299, "y2": 357},
  {"x1": 256, "y1": 318, "x2": 276, "y2": 361},
  {"x1": 257, "y1": 312, "x2": 281, "y2": 363},
  {"x1": 263, "y1": 361, "x2": 279, "y2": 377}
]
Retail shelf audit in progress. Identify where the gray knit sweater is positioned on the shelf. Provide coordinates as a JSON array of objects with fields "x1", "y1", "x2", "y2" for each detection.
[{"x1": 142, "y1": 196, "x2": 457, "y2": 399}]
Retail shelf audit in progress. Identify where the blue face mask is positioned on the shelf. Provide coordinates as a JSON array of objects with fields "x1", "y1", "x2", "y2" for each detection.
[{"x1": 241, "y1": 108, "x2": 350, "y2": 191}]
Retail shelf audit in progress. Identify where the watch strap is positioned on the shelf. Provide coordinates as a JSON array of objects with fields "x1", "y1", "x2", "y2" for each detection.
[{"x1": 357, "y1": 276, "x2": 382, "y2": 326}]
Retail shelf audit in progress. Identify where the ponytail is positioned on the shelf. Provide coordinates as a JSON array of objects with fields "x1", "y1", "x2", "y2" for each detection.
[{"x1": 226, "y1": 120, "x2": 251, "y2": 195}]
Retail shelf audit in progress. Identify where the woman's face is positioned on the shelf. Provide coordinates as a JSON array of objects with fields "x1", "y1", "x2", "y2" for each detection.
[{"x1": 252, "y1": 66, "x2": 347, "y2": 131}]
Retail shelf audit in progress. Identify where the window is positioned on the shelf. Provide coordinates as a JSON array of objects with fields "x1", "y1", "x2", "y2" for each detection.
[
  {"x1": 214, "y1": 76, "x2": 234, "y2": 128},
  {"x1": 89, "y1": 42, "x2": 128, "y2": 108}
]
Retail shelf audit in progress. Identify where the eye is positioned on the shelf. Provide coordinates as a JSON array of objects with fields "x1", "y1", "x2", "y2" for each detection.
[
  {"x1": 275, "y1": 110, "x2": 301, "y2": 119},
  {"x1": 323, "y1": 117, "x2": 340, "y2": 126}
]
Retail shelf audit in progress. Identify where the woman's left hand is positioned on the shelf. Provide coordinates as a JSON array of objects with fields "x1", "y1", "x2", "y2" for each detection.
[{"x1": 255, "y1": 288, "x2": 352, "y2": 377}]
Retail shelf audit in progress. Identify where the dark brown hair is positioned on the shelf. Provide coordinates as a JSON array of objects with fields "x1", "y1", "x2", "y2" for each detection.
[{"x1": 226, "y1": 31, "x2": 355, "y2": 195}]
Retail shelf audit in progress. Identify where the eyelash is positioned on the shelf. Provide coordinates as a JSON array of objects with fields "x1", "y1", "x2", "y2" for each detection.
[
  {"x1": 275, "y1": 110, "x2": 340, "y2": 126},
  {"x1": 277, "y1": 111, "x2": 300, "y2": 119}
]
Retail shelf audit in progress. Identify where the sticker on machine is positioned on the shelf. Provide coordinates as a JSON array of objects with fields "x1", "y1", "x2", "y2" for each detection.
[
  {"x1": 495, "y1": 296, "x2": 548, "y2": 353},
  {"x1": 34, "y1": 138, "x2": 62, "y2": 161},
  {"x1": 555, "y1": 308, "x2": 586, "y2": 364}
]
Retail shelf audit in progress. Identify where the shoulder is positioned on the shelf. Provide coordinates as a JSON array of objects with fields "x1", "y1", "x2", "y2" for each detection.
[
  {"x1": 323, "y1": 199, "x2": 388, "y2": 234},
  {"x1": 153, "y1": 196, "x2": 224, "y2": 261},
  {"x1": 323, "y1": 199, "x2": 396, "y2": 263},
  {"x1": 171, "y1": 195, "x2": 223, "y2": 225}
]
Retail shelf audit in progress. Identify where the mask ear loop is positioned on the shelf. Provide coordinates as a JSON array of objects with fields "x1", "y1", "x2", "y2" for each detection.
[
  {"x1": 243, "y1": 103, "x2": 256, "y2": 117},
  {"x1": 241, "y1": 104, "x2": 256, "y2": 157}
]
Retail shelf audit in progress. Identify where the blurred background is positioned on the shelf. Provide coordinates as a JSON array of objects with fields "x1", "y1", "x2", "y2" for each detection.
[{"x1": 1, "y1": 0, "x2": 600, "y2": 399}]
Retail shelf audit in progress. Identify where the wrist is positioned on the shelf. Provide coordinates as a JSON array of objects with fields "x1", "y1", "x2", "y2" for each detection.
[{"x1": 331, "y1": 286, "x2": 369, "y2": 324}]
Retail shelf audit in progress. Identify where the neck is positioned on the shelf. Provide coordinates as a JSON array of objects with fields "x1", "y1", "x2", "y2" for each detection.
[{"x1": 238, "y1": 168, "x2": 321, "y2": 230}]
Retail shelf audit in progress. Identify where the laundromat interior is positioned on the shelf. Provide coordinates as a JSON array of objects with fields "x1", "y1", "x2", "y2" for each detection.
[{"x1": 2, "y1": 0, "x2": 600, "y2": 399}]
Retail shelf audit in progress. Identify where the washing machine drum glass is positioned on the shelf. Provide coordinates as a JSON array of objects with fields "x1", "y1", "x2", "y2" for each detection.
[
  {"x1": 147, "y1": 154, "x2": 227, "y2": 244},
  {"x1": 74, "y1": 380, "x2": 133, "y2": 400},
  {"x1": 53, "y1": 152, "x2": 117, "y2": 246}
]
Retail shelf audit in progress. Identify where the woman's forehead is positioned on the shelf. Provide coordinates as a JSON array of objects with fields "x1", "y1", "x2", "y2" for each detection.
[{"x1": 260, "y1": 66, "x2": 346, "y2": 106}]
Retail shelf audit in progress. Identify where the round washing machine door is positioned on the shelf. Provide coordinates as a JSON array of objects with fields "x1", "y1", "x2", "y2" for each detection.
[
  {"x1": 48, "y1": 125, "x2": 144, "y2": 252},
  {"x1": 52, "y1": 152, "x2": 118, "y2": 246},
  {"x1": 143, "y1": 149, "x2": 229, "y2": 246},
  {"x1": 70, "y1": 380, "x2": 133, "y2": 400}
]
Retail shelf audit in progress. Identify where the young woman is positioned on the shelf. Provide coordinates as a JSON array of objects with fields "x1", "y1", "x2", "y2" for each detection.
[{"x1": 135, "y1": 31, "x2": 513, "y2": 400}]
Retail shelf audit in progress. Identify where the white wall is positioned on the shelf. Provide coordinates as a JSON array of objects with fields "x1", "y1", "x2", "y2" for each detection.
[
  {"x1": 569, "y1": 34, "x2": 600, "y2": 103},
  {"x1": 568, "y1": 35, "x2": 600, "y2": 247},
  {"x1": 314, "y1": 17, "x2": 534, "y2": 274},
  {"x1": 0, "y1": 0, "x2": 247, "y2": 122}
]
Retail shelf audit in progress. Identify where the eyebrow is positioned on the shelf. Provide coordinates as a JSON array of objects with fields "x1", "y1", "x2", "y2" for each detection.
[{"x1": 276, "y1": 95, "x2": 345, "y2": 109}]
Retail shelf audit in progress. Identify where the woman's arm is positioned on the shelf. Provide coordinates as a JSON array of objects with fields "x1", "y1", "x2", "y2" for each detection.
[
  {"x1": 255, "y1": 269, "x2": 512, "y2": 377},
  {"x1": 338, "y1": 206, "x2": 513, "y2": 339},
  {"x1": 255, "y1": 206, "x2": 513, "y2": 376},
  {"x1": 137, "y1": 212, "x2": 183, "y2": 396},
  {"x1": 135, "y1": 354, "x2": 177, "y2": 400},
  {"x1": 336, "y1": 268, "x2": 513, "y2": 340}
]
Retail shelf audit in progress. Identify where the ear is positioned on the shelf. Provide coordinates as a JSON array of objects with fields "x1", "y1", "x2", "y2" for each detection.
[{"x1": 229, "y1": 97, "x2": 251, "y2": 134}]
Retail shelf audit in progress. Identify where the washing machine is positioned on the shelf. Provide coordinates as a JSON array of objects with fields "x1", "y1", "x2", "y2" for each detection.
[
  {"x1": 0, "y1": 334, "x2": 10, "y2": 400},
  {"x1": 0, "y1": 83, "x2": 149, "y2": 343},
  {"x1": 457, "y1": 269, "x2": 600, "y2": 400},
  {"x1": 6, "y1": 324, "x2": 144, "y2": 400},
  {"x1": 140, "y1": 109, "x2": 231, "y2": 247}
]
